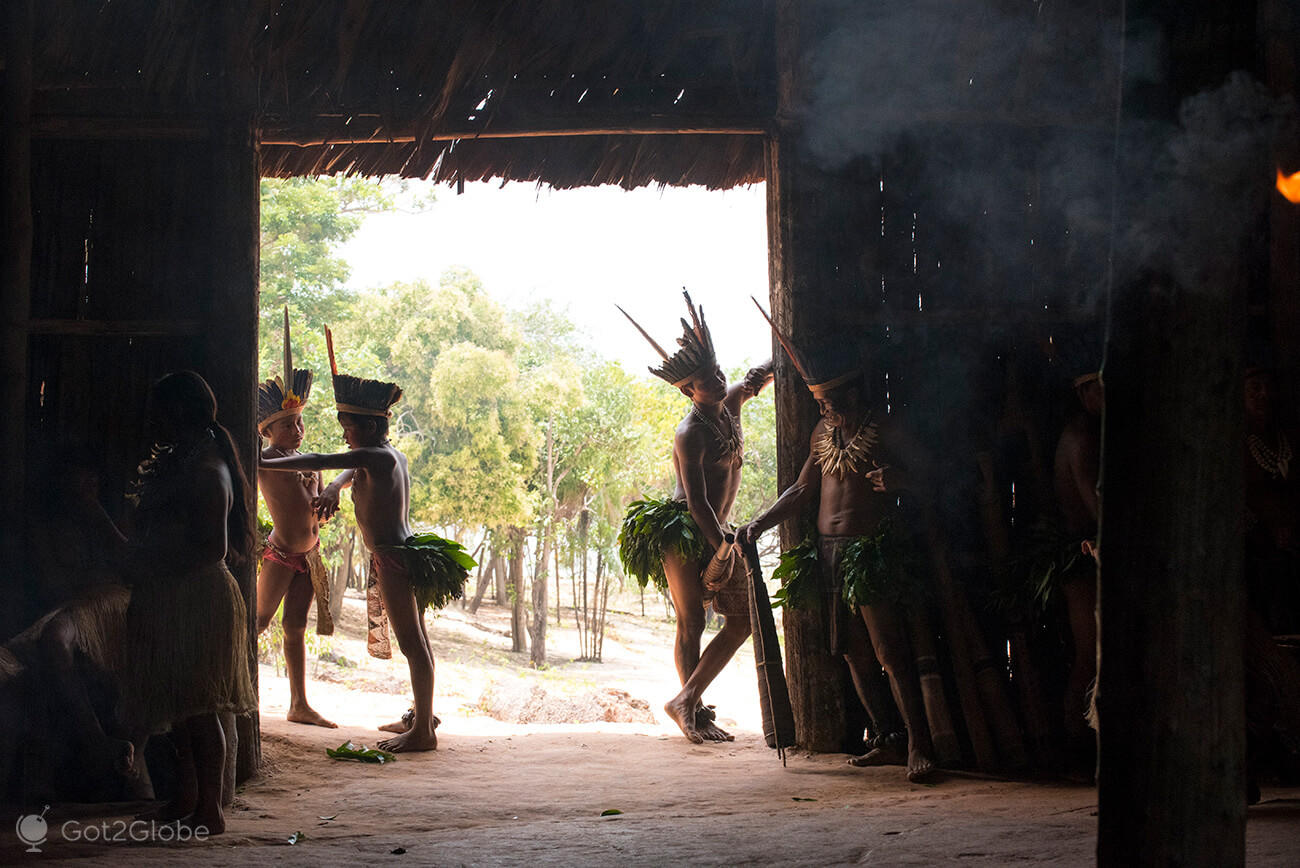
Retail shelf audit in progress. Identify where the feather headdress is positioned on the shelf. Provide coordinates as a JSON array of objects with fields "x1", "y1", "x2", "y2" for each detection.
[
  {"x1": 751, "y1": 297, "x2": 860, "y2": 397},
  {"x1": 617, "y1": 290, "x2": 719, "y2": 388},
  {"x1": 258, "y1": 307, "x2": 313, "y2": 432},
  {"x1": 324, "y1": 326, "x2": 402, "y2": 417}
]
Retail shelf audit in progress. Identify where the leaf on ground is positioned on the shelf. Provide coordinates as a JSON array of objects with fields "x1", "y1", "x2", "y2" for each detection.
[
  {"x1": 326, "y1": 741, "x2": 398, "y2": 764},
  {"x1": 318, "y1": 814, "x2": 338, "y2": 821},
  {"x1": 791, "y1": 797, "x2": 818, "y2": 802},
  {"x1": 287, "y1": 830, "x2": 306, "y2": 845},
  {"x1": 600, "y1": 808, "x2": 624, "y2": 816},
  {"x1": 391, "y1": 847, "x2": 407, "y2": 855}
]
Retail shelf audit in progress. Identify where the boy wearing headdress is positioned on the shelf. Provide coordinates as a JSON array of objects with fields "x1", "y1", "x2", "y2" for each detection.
[
  {"x1": 255, "y1": 311, "x2": 344, "y2": 729},
  {"x1": 739, "y1": 302, "x2": 936, "y2": 782},
  {"x1": 617, "y1": 292, "x2": 772, "y2": 743},
  {"x1": 260, "y1": 328, "x2": 474, "y2": 753}
]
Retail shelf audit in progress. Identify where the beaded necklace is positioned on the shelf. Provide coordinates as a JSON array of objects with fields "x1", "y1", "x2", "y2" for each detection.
[{"x1": 692, "y1": 405, "x2": 743, "y2": 465}]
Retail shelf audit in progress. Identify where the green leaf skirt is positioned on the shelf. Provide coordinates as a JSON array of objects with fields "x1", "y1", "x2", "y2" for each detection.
[{"x1": 618, "y1": 497, "x2": 705, "y2": 595}]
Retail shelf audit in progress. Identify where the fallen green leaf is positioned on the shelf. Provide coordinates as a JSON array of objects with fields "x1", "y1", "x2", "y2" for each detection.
[
  {"x1": 600, "y1": 809, "x2": 623, "y2": 816},
  {"x1": 791, "y1": 797, "x2": 817, "y2": 802},
  {"x1": 326, "y1": 740, "x2": 398, "y2": 764}
]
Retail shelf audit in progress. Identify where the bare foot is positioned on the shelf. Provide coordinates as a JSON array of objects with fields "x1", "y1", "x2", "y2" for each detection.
[
  {"x1": 379, "y1": 710, "x2": 439, "y2": 734},
  {"x1": 377, "y1": 726, "x2": 437, "y2": 753},
  {"x1": 287, "y1": 705, "x2": 338, "y2": 728},
  {"x1": 906, "y1": 750, "x2": 938, "y2": 783},
  {"x1": 694, "y1": 707, "x2": 734, "y2": 742},
  {"x1": 664, "y1": 695, "x2": 704, "y2": 744},
  {"x1": 848, "y1": 740, "x2": 907, "y2": 767}
]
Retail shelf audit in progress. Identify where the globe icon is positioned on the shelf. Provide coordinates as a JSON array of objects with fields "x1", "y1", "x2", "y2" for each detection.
[{"x1": 16, "y1": 809, "x2": 49, "y2": 852}]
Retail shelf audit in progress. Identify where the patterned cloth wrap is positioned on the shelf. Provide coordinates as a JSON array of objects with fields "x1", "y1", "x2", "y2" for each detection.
[
  {"x1": 365, "y1": 532, "x2": 475, "y2": 660},
  {"x1": 262, "y1": 538, "x2": 334, "y2": 635}
]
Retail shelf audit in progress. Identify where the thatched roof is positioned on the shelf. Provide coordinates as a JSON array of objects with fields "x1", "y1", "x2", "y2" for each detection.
[{"x1": 32, "y1": 1, "x2": 774, "y2": 190}]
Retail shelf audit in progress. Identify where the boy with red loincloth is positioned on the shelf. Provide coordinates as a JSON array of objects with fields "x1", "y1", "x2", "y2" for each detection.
[{"x1": 255, "y1": 312, "x2": 347, "y2": 728}]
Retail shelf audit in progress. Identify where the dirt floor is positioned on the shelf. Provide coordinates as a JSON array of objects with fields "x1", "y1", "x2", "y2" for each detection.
[{"x1": 6, "y1": 594, "x2": 1300, "y2": 865}]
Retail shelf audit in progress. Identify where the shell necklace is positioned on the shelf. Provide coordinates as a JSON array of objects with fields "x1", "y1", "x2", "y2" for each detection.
[
  {"x1": 1248, "y1": 430, "x2": 1292, "y2": 480},
  {"x1": 814, "y1": 414, "x2": 879, "y2": 479}
]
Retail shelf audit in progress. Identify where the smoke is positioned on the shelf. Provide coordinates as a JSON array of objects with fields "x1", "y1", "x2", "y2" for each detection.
[
  {"x1": 797, "y1": 1, "x2": 1294, "y2": 301},
  {"x1": 1119, "y1": 73, "x2": 1295, "y2": 290}
]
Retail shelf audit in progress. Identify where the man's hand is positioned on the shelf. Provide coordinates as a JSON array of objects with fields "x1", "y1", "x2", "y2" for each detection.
[
  {"x1": 314, "y1": 485, "x2": 342, "y2": 521},
  {"x1": 741, "y1": 364, "x2": 774, "y2": 397},
  {"x1": 737, "y1": 521, "x2": 763, "y2": 545},
  {"x1": 865, "y1": 464, "x2": 893, "y2": 492}
]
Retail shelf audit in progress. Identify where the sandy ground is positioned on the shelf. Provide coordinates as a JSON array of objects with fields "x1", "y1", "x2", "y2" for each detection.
[{"x1": 6, "y1": 594, "x2": 1300, "y2": 865}]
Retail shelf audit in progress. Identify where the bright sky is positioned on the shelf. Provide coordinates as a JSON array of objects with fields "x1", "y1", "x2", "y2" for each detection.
[{"x1": 340, "y1": 180, "x2": 771, "y2": 372}]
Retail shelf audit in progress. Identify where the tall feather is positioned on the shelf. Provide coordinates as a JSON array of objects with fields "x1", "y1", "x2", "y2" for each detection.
[
  {"x1": 751, "y1": 296, "x2": 812, "y2": 382},
  {"x1": 616, "y1": 305, "x2": 671, "y2": 360},
  {"x1": 325, "y1": 325, "x2": 338, "y2": 376},
  {"x1": 282, "y1": 306, "x2": 293, "y2": 394}
]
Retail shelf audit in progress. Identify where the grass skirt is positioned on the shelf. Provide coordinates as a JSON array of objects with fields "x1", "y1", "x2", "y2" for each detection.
[{"x1": 119, "y1": 563, "x2": 256, "y2": 734}]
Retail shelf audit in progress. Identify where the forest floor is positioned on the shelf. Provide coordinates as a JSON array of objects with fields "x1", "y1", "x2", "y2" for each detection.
[{"x1": 12, "y1": 592, "x2": 1300, "y2": 866}]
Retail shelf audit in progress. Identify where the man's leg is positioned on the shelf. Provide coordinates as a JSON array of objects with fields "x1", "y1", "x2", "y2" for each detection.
[
  {"x1": 860, "y1": 604, "x2": 937, "y2": 781},
  {"x1": 665, "y1": 610, "x2": 752, "y2": 742},
  {"x1": 841, "y1": 614, "x2": 907, "y2": 767},
  {"x1": 374, "y1": 565, "x2": 437, "y2": 753},
  {"x1": 662, "y1": 549, "x2": 705, "y2": 684},
  {"x1": 281, "y1": 572, "x2": 336, "y2": 728},
  {"x1": 183, "y1": 711, "x2": 226, "y2": 834},
  {"x1": 662, "y1": 550, "x2": 708, "y2": 740},
  {"x1": 1061, "y1": 576, "x2": 1097, "y2": 767}
]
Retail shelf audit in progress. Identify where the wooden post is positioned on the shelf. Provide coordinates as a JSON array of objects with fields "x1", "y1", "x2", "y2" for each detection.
[
  {"x1": 1096, "y1": 5, "x2": 1252, "y2": 859},
  {"x1": 210, "y1": 0, "x2": 263, "y2": 783},
  {"x1": 768, "y1": 0, "x2": 885, "y2": 751},
  {"x1": 1096, "y1": 272, "x2": 1246, "y2": 865},
  {"x1": 0, "y1": 0, "x2": 34, "y2": 640}
]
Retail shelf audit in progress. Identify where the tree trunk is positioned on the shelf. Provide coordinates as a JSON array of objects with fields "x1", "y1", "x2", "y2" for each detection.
[
  {"x1": 596, "y1": 551, "x2": 610, "y2": 661},
  {"x1": 494, "y1": 546, "x2": 509, "y2": 605},
  {"x1": 469, "y1": 550, "x2": 497, "y2": 615},
  {"x1": 508, "y1": 530, "x2": 527, "y2": 654},
  {"x1": 529, "y1": 521, "x2": 551, "y2": 666},
  {"x1": 555, "y1": 535, "x2": 564, "y2": 626}
]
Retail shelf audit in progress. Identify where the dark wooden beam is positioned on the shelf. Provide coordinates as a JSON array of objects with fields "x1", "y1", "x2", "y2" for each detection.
[
  {"x1": 1, "y1": 0, "x2": 34, "y2": 639},
  {"x1": 210, "y1": 0, "x2": 262, "y2": 784},
  {"x1": 768, "y1": 0, "x2": 865, "y2": 753},
  {"x1": 259, "y1": 114, "x2": 769, "y2": 146}
]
